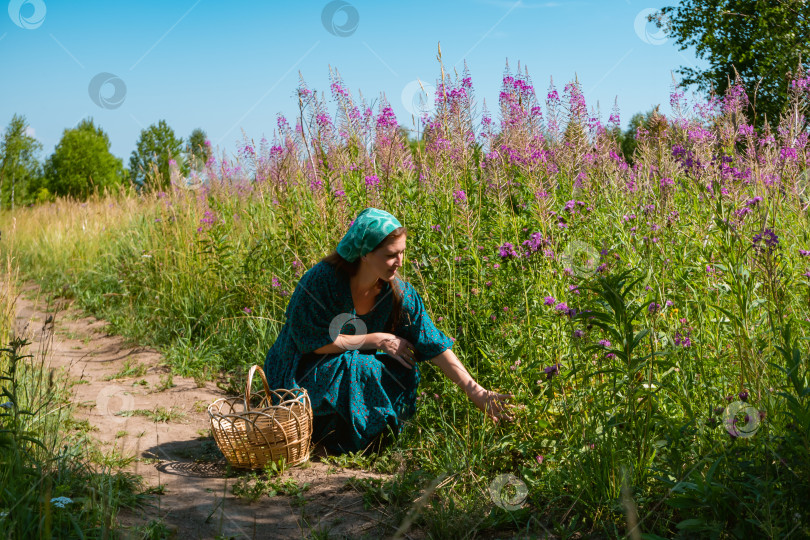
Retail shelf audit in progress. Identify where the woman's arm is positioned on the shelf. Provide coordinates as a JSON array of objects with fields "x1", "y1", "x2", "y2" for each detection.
[
  {"x1": 313, "y1": 333, "x2": 418, "y2": 370},
  {"x1": 430, "y1": 348, "x2": 513, "y2": 421},
  {"x1": 313, "y1": 333, "x2": 382, "y2": 354}
]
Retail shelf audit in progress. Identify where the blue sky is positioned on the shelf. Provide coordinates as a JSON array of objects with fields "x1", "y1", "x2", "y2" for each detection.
[{"x1": 0, "y1": 0, "x2": 704, "y2": 162}]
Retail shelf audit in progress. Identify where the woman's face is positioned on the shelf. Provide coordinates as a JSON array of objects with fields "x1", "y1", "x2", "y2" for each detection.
[{"x1": 364, "y1": 234, "x2": 406, "y2": 281}]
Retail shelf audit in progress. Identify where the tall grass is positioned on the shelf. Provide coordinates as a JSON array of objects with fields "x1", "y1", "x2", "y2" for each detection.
[
  {"x1": 0, "y1": 254, "x2": 147, "y2": 537},
  {"x1": 3, "y1": 62, "x2": 810, "y2": 537}
]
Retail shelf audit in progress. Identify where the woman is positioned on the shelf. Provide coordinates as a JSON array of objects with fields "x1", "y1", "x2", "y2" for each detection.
[{"x1": 264, "y1": 208, "x2": 511, "y2": 454}]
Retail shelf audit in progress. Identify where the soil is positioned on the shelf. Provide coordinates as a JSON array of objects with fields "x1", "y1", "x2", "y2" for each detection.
[{"x1": 16, "y1": 283, "x2": 421, "y2": 540}]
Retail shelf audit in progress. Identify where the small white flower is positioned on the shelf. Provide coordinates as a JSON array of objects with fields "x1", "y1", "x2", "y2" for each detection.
[
  {"x1": 0, "y1": 402, "x2": 12, "y2": 409},
  {"x1": 50, "y1": 497, "x2": 73, "y2": 508},
  {"x1": 0, "y1": 510, "x2": 8, "y2": 518}
]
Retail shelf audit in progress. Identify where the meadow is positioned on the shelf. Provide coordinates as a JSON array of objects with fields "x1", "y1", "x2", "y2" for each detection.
[{"x1": 2, "y1": 64, "x2": 810, "y2": 538}]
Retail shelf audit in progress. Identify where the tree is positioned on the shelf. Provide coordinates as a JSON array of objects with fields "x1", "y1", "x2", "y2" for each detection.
[
  {"x1": 43, "y1": 118, "x2": 125, "y2": 199},
  {"x1": 616, "y1": 108, "x2": 660, "y2": 163},
  {"x1": 0, "y1": 114, "x2": 42, "y2": 209},
  {"x1": 659, "y1": 0, "x2": 810, "y2": 127},
  {"x1": 129, "y1": 120, "x2": 186, "y2": 188},
  {"x1": 186, "y1": 128, "x2": 211, "y2": 171}
]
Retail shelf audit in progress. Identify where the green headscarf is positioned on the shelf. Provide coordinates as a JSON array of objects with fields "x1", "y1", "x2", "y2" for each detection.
[{"x1": 336, "y1": 208, "x2": 402, "y2": 262}]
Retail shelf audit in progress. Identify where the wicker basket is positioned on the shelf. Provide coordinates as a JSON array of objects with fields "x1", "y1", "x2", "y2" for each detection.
[{"x1": 208, "y1": 365, "x2": 312, "y2": 469}]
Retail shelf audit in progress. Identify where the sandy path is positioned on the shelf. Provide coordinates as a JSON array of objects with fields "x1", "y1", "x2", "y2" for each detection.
[{"x1": 15, "y1": 284, "x2": 412, "y2": 539}]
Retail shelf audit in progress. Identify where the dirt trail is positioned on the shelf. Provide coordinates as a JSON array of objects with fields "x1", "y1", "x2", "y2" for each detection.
[{"x1": 16, "y1": 284, "x2": 409, "y2": 539}]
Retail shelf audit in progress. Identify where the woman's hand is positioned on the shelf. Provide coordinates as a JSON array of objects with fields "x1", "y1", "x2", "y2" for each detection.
[
  {"x1": 469, "y1": 387, "x2": 514, "y2": 422},
  {"x1": 377, "y1": 333, "x2": 417, "y2": 370}
]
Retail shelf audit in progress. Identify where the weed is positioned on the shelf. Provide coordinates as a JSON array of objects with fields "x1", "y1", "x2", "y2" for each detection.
[
  {"x1": 115, "y1": 406, "x2": 186, "y2": 422},
  {"x1": 151, "y1": 371, "x2": 176, "y2": 393},
  {"x1": 104, "y1": 359, "x2": 148, "y2": 380}
]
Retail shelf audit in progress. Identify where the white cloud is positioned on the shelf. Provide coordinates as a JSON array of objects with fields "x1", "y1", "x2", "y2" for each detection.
[{"x1": 24, "y1": 126, "x2": 36, "y2": 138}]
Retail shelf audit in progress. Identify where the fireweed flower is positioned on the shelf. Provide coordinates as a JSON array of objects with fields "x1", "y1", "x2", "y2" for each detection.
[
  {"x1": 453, "y1": 190, "x2": 467, "y2": 204},
  {"x1": 746, "y1": 196, "x2": 763, "y2": 207},
  {"x1": 365, "y1": 175, "x2": 380, "y2": 189}
]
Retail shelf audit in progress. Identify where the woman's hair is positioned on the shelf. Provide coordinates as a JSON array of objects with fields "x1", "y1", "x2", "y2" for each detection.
[{"x1": 322, "y1": 226, "x2": 407, "y2": 332}]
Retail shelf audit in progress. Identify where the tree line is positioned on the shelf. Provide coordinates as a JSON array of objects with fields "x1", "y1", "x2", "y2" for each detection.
[{"x1": 0, "y1": 115, "x2": 212, "y2": 208}]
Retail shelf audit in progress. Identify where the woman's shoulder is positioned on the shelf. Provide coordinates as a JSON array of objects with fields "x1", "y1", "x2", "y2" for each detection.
[
  {"x1": 394, "y1": 277, "x2": 420, "y2": 304},
  {"x1": 302, "y1": 260, "x2": 341, "y2": 283}
]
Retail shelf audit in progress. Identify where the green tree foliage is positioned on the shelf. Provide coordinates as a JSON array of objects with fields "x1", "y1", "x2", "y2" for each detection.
[
  {"x1": 186, "y1": 128, "x2": 211, "y2": 171},
  {"x1": 0, "y1": 114, "x2": 42, "y2": 209},
  {"x1": 129, "y1": 120, "x2": 186, "y2": 189},
  {"x1": 43, "y1": 119, "x2": 125, "y2": 200},
  {"x1": 659, "y1": 0, "x2": 810, "y2": 127},
  {"x1": 616, "y1": 108, "x2": 662, "y2": 163}
]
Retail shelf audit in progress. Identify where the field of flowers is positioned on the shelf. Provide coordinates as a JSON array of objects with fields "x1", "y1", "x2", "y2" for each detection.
[{"x1": 3, "y1": 63, "x2": 810, "y2": 537}]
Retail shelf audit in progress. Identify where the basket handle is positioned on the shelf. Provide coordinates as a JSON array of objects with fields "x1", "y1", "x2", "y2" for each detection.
[{"x1": 245, "y1": 365, "x2": 272, "y2": 411}]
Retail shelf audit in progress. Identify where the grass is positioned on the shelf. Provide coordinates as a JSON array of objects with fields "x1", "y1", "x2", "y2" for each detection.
[
  {"x1": 114, "y1": 406, "x2": 187, "y2": 422},
  {"x1": 104, "y1": 359, "x2": 149, "y2": 380},
  {"x1": 3, "y1": 66, "x2": 810, "y2": 537},
  {"x1": 0, "y1": 264, "x2": 151, "y2": 538}
]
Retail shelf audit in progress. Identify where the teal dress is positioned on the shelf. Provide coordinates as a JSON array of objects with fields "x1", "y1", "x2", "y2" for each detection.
[{"x1": 264, "y1": 260, "x2": 454, "y2": 453}]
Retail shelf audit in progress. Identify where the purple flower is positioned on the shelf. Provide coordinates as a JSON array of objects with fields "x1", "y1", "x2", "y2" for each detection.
[
  {"x1": 453, "y1": 190, "x2": 467, "y2": 204},
  {"x1": 598, "y1": 339, "x2": 611, "y2": 348},
  {"x1": 752, "y1": 228, "x2": 779, "y2": 254},
  {"x1": 544, "y1": 363, "x2": 560, "y2": 379},
  {"x1": 431, "y1": 225, "x2": 441, "y2": 232},
  {"x1": 674, "y1": 330, "x2": 692, "y2": 347},
  {"x1": 648, "y1": 302, "x2": 660, "y2": 314},
  {"x1": 554, "y1": 302, "x2": 570, "y2": 313},
  {"x1": 522, "y1": 232, "x2": 546, "y2": 255},
  {"x1": 498, "y1": 242, "x2": 519, "y2": 258},
  {"x1": 544, "y1": 296, "x2": 556, "y2": 306},
  {"x1": 800, "y1": 250, "x2": 810, "y2": 257},
  {"x1": 738, "y1": 390, "x2": 749, "y2": 402},
  {"x1": 573, "y1": 329, "x2": 585, "y2": 339},
  {"x1": 746, "y1": 196, "x2": 763, "y2": 207},
  {"x1": 242, "y1": 307, "x2": 252, "y2": 314},
  {"x1": 271, "y1": 277, "x2": 281, "y2": 288},
  {"x1": 365, "y1": 175, "x2": 380, "y2": 189}
]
